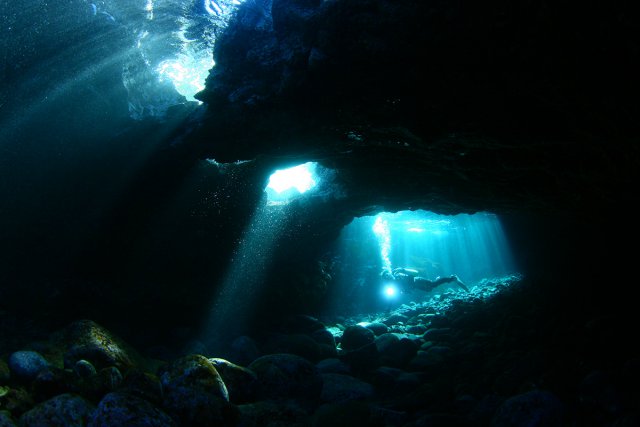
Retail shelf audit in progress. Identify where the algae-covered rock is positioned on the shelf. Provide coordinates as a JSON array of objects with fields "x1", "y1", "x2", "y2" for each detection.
[
  {"x1": 53, "y1": 320, "x2": 142, "y2": 372},
  {"x1": 159, "y1": 355, "x2": 237, "y2": 427},
  {"x1": 88, "y1": 392, "x2": 175, "y2": 427},
  {"x1": 159, "y1": 355, "x2": 228, "y2": 401},
  {"x1": 19, "y1": 393, "x2": 95, "y2": 427}
]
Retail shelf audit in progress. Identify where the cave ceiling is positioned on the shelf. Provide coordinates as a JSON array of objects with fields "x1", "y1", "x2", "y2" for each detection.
[{"x1": 180, "y1": 0, "x2": 638, "y2": 220}]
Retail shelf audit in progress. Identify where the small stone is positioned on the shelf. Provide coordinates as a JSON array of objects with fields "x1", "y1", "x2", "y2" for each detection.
[
  {"x1": 74, "y1": 360, "x2": 97, "y2": 378},
  {"x1": 8, "y1": 351, "x2": 49, "y2": 381}
]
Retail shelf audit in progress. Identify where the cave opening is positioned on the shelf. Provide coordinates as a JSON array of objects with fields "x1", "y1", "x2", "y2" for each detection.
[
  {"x1": 319, "y1": 210, "x2": 520, "y2": 322},
  {"x1": 265, "y1": 162, "x2": 319, "y2": 205},
  {"x1": 1, "y1": 0, "x2": 638, "y2": 424}
]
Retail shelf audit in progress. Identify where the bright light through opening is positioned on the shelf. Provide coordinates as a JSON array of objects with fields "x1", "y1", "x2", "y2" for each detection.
[
  {"x1": 267, "y1": 163, "x2": 317, "y2": 194},
  {"x1": 265, "y1": 162, "x2": 320, "y2": 206},
  {"x1": 157, "y1": 53, "x2": 214, "y2": 103}
]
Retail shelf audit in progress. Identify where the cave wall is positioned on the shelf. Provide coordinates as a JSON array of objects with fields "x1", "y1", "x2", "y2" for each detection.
[{"x1": 1, "y1": 0, "x2": 639, "y2": 352}]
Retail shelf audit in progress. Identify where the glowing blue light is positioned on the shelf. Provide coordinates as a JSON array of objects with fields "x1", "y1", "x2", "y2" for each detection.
[
  {"x1": 267, "y1": 163, "x2": 317, "y2": 194},
  {"x1": 383, "y1": 284, "x2": 398, "y2": 298}
]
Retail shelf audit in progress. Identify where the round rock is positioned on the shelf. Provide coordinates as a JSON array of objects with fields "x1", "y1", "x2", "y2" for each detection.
[
  {"x1": 89, "y1": 392, "x2": 175, "y2": 427},
  {"x1": 20, "y1": 393, "x2": 95, "y2": 427},
  {"x1": 8, "y1": 351, "x2": 49, "y2": 381},
  {"x1": 340, "y1": 326, "x2": 375, "y2": 351}
]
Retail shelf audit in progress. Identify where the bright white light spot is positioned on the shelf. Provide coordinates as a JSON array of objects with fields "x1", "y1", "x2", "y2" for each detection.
[
  {"x1": 357, "y1": 322, "x2": 371, "y2": 327},
  {"x1": 156, "y1": 52, "x2": 214, "y2": 102},
  {"x1": 383, "y1": 284, "x2": 398, "y2": 298},
  {"x1": 407, "y1": 227, "x2": 425, "y2": 233},
  {"x1": 267, "y1": 163, "x2": 317, "y2": 194}
]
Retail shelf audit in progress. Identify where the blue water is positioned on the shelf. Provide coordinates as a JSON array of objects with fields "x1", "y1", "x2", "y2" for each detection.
[{"x1": 326, "y1": 210, "x2": 519, "y2": 315}]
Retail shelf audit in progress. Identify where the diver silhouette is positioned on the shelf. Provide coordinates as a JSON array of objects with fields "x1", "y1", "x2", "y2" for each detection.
[{"x1": 381, "y1": 267, "x2": 469, "y2": 293}]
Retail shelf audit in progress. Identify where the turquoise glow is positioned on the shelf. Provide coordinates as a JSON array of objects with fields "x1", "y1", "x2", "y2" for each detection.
[
  {"x1": 327, "y1": 210, "x2": 519, "y2": 314},
  {"x1": 383, "y1": 284, "x2": 398, "y2": 298}
]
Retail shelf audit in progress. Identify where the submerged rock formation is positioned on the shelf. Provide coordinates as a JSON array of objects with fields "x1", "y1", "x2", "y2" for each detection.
[
  {"x1": 1, "y1": 1, "x2": 639, "y2": 424},
  {"x1": 189, "y1": 0, "x2": 639, "y2": 218}
]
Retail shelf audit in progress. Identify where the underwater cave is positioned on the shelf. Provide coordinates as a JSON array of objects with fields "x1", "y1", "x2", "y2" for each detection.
[{"x1": 1, "y1": 0, "x2": 639, "y2": 425}]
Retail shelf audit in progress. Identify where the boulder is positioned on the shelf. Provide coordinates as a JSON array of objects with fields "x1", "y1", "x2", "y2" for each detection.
[{"x1": 19, "y1": 393, "x2": 95, "y2": 427}]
